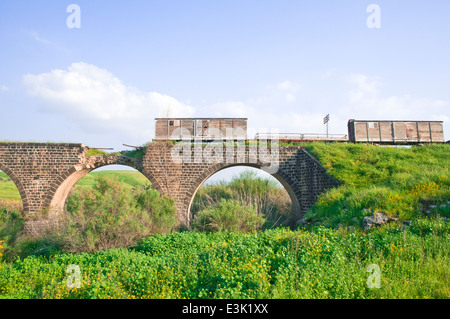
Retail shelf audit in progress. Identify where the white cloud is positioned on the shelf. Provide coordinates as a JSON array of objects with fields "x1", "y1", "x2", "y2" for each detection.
[
  {"x1": 23, "y1": 62, "x2": 195, "y2": 140},
  {"x1": 276, "y1": 80, "x2": 294, "y2": 91},
  {"x1": 285, "y1": 93, "x2": 295, "y2": 102},
  {"x1": 206, "y1": 101, "x2": 253, "y2": 118},
  {"x1": 202, "y1": 74, "x2": 449, "y2": 140},
  {"x1": 0, "y1": 85, "x2": 9, "y2": 92},
  {"x1": 198, "y1": 83, "x2": 328, "y2": 139},
  {"x1": 275, "y1": 80, "x2": 300, "y2": 103},
  {"x1": 22, "y1": 66, "x2": 449, "y2": 144},
  {"x1": 346, "y1": 73, "x2": 447, "y2": 121},
  {"x1": 338, "y1": 73, "x2": 449, "y2": 139}
]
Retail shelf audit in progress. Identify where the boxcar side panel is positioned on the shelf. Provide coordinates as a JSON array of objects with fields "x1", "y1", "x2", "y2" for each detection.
[
  {"x1": 379, "y1": 121, "x2": 393, "y2": 142},
  {"x1": 196, "y1": 120, "x2": 206, "y2": 138},
  {"x1": 405, "y1": 122, "x2": 419, "y2": 142},
  {"x1": 220, "y1": 119, "x2": 233, "y2": 139},
  {"x1": 393, "y1": 122, "x2": 407, "y2": 142},
  {"x1": 168, "y1": 119, "x2": 182, "y2": 139},
  {"x1": 348, "y1": 120, "x2": 444, "y2": 143},
  {"x1": 181, "y1": 119, "x2": 194, "y2": 139},
  {"x1": 430, "y1": 122, "x2": 444, "y2": 142},
  {"x1": 155, "y1": 119, "x2": 169, "y2": 140},
  {"x1": 367, "y1": 122, "x2": 380, "y2": 142},
  {"x1": 417, "y1": 122, "x2": 431, "y2": 142},
  {"x1": 354, "y1": 121, "x2": 368, "y2": 142},
  {"x1": 233, "y1": 119, "x2": 247, "y2": 140}
]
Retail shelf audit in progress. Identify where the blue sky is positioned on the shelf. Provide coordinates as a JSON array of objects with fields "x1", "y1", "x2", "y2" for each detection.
[{"x1": 1, "y1": 0, "x2": 449, "y2": 158}]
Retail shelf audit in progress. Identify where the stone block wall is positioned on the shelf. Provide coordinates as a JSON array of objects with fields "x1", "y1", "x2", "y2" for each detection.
[
  {"x1": 0, "y1": 143, "x2": 87, "y2": 216},
  {"x1": 0, "y1": 141, "x2": 340, "y2": 236},
  {"x1": 142, "y1": 143, "x2": 340, "y2": 227}
]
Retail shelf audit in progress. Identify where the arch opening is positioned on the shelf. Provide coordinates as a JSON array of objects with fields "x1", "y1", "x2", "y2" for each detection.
[
  {"x1": 69, "y1": 165, "x2": 150, "y2": 196},
  {"x1": 47, "y1": 164, "x2": 179, "y2": 252},
  {"x1": 0, "y1": 164, "x2": 26, "y2": 251},
  {"x1": 0, "y1": 164, "x2": 26, "y2": 213},
  {"x1": 49, "y1": 163, "x2": 149, "y2": 218},
  {"x1": 188, "y1": 164, "x2": 300, "y2": 230}
]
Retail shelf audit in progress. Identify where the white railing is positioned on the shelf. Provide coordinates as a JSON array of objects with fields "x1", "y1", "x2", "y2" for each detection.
[{"x1": 254, "y1": 133, "x2": 348, "y2": 141}]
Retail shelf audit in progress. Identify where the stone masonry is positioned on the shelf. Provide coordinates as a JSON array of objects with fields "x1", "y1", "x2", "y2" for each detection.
[{"x1": 0, "y1": 142, "x2": 339, "y2": 236}]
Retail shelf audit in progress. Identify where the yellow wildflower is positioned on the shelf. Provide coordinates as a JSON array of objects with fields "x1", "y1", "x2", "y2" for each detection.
[{"x1": 0, "y1": 240, "x2": 4, "y2": 269}]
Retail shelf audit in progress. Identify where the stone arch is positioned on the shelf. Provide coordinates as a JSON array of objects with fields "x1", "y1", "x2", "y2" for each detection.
[
  {"x1": 0, "y1": 162, "x2": 29, "y2": 214},
  {"x1": 46, "y1": 154, "x2": 145, "y2": 218},
  {"x1": 185, "y1": 162, "x2": 302, "y2": 224},
  {"x1": 140, "y1": 171, "x2": 164, "y2": 195}
]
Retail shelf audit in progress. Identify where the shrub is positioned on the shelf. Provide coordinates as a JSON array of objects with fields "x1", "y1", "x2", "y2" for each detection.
[
  {"x1": 136, "y1": 186, "x2": 178, "y2": 234},
  {"x1": 85, "y1": 148, "x2": 108, "y2": 157},
  {"x1": 60, "y1": 175, "x2": 178, "y2": 253},
  {"x1": 192, "y1": 171, "x2": 294, "y2": 229},
  {"x1": 0, "y1": 201, "x2": 24, "y2": 260},
  {"x1": 192, "y1": 199, "x2": 265, "y2": 233},
  {"x1": 121, "y1": 143, "x2": 149, "y2": 160}
]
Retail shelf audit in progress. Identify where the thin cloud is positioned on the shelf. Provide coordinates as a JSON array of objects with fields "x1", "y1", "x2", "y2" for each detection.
[
  {"x1": 30, "y1": 31, "x2": 50, "y2": 44},
  {"x1": 202, "y1": 74, "x2": 448, "y2": 139},
  {"x1": 347, "y1": 73, "x2": 447, "y2": 120}
]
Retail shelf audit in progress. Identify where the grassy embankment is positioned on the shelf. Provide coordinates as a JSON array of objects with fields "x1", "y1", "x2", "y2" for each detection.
[{"x1": 304, "y1": 143, "x2": 450, "y2": 225}]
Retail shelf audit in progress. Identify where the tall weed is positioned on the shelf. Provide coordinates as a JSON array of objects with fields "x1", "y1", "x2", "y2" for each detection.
[
  {"x1": 192, "y1": 171, "x2": 294, "y2": 229},
  {"x1": 192, "y1": 199, "x2": 265, "y2": 232}
]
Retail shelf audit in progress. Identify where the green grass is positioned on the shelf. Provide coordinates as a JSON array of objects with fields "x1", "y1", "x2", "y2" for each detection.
[
  {"x1": 85, "y1": 148, "x2": 109, "y2": 157},
  {"x1": 0, "y1": 172, "x2": 21, "y2": 202},
  {"x1": 0, "y1": 221, "x2": 448, "y2": 299},
  {"x1": 302, "y1": 143, "x2": 450, "y2": 228},
  {"x1": 305, "y1": 143, "x2": 449, "y2": 189},
  {"x1": 72, "y1": 170, "x2": 150, "y2": 191}
]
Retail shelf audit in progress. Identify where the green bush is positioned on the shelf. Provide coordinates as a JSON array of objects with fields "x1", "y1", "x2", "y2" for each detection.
[
  {"x1": 85, "y1": 148, "x2": 108, "y2": 157},
  {"x1": 60, "y1": 175, "x2": 178, "y2": 253},
  {"x1": 0, "y1": 201, "x2": 24, "y2": 261},
  {"x1": 192, "y1": 171, "x2": 294, "y2": 229},
  {"x1": 192, "y1": 199, "x2": 265, "y2": 233},
  {"x1": 136, "y1": 186, "x2": 178, "y2": 234}
]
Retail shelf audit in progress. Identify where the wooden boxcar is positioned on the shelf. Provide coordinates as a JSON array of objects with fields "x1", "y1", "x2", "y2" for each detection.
[
  {"x1": 348, "y1": 120, "x2": 445, "y2": 143},
  {"x1": 154, "y1": 118, "x2": 248, "y2": 141}
]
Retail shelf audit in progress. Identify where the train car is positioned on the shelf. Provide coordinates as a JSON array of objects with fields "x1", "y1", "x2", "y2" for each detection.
[
  {"x1": 154, "y1": 118, "x2": 247, "y2": 141},
  {"x1": 348, "y1": 120, "x2": 445, "y2": 143}
]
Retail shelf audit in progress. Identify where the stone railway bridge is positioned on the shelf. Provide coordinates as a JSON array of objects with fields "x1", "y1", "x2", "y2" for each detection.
[{"x1": 0, "y1": 142, "x2": 339, "y2": 237}]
